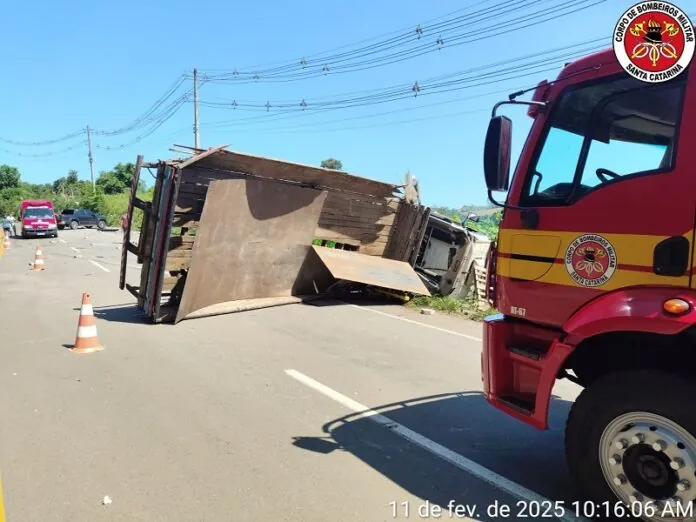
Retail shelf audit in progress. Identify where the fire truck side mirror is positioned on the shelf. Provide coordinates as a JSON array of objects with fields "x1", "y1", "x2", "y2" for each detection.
[{"x1": 484, "y1": 116, "x2": 512, "y2": 192}]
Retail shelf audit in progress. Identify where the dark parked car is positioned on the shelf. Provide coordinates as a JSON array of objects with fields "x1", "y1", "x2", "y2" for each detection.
[{"x1": 58, "y1": 208, "x2": 107, "y2": 231}]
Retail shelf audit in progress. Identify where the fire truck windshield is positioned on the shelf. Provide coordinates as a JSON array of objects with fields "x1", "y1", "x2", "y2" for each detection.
[
  {"x1": 520, "y1": 74, "x2": 686, "y2": 206},
  {"x1": 24, "y1": 208, "x2": 54, "y2": 219}
]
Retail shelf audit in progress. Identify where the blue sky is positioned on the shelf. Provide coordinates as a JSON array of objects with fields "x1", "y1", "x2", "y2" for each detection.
[{"x1": 0, "y1": 0, "x2": 668, "y2": 207}]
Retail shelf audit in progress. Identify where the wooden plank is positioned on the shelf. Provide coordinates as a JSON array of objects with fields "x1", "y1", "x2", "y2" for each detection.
[
  {"x1": 401, "y1": 204, "x2": 428, "y2": 262},
  {"x1": 168, "y1": 237, "x2": 194, "y2": 250},
  {"x1": 359, "y1": 244, "x2": 388, "y2": 256},
  {"x1": 317, "y1": 213, "x2": 395, "y2": 227},
  {"x1": 322, "y1": 193, "x2": 399, "y2": 212},
  {"x1": 165, "y1": 255, "x2": 191, "y2": 271},
  {"x1": 177, "y1": 182, "x2": 209, "y2": 196},
  {"x1": 162, "y1": 275, "x2": 180, "y2": 291},
  {"x1": 383, "y1": 200, "x2": 418, "y2": 261},
  {"x1": 175, "y1": 200, "x2": 205, "y2": 214},
  {"x1": 167, "y1": 250, "x2": 192, "y2": 258},
  {"x1": 191, "y1": 150, "x2": 398, "y2": 198},
  {"x1": 171, "y1": 212, "x2": 202, "y2": 227},
  {"x1": 314, "y1": 227, "x2": 391, "y2": 244}
]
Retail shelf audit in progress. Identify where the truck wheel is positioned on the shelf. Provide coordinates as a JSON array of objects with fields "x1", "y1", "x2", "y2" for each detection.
[
  {"x1": 70, "y1": 220, "x2": 79, "y2": 230},
  {"x1": 566, "y1": 370, "x2": 696, "y2": 518}
]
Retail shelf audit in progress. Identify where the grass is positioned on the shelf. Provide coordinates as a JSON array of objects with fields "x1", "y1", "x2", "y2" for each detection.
[{"x1": 407, "y1": 295, "x2": 497, "y2": 321}]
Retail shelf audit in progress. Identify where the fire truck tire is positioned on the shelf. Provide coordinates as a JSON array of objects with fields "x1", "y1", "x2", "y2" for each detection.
[{"x1": 565, "y1": 370, "x2": 696, "y2": 516}]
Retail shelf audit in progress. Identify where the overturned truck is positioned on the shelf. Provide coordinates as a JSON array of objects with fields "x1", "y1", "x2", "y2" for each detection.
[{"x1": 119, "y1": 146, "x2": 431, "y2": 323}]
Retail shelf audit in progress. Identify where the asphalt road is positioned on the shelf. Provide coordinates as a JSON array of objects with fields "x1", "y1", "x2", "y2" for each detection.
[{"x1": 0, "y1": 229, "x2": 585, "y2": 522}]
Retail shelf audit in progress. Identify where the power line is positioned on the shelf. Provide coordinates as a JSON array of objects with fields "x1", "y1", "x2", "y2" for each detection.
[
  {"x1": 194, "y1": 0, "x2": 606, "y2": 84},
  {"x1": 196, "y1": 0, "x2": 505, "y2": 73},
  {"x1": 92, "y1": 75, "x2": 189, "y2": 137},
  {"x1": 94, "y1": 97, "x2": 187, "y2": 151},
  {"x1": 0, "y1": 74, "x2": 189, "y2": 147},
  {"x1": 195, "y1": 40, "x2": 605, "y2": 122},
  {"x1": 0, "y1": 141, "x2": 88, "y2": 158},
  {"x1": 196, "y1": 0, "x2": 541, "y2": 80}
]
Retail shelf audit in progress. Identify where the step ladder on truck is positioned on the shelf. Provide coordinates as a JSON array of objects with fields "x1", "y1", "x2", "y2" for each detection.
[{"x1": 480, "y1": 43, "x2": 696, "y2": 519}]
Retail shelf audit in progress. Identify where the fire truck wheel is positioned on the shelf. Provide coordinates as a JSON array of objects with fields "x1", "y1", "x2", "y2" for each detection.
[{"x1": 566, "y1": 370, "x2": 696, "y2": 518}]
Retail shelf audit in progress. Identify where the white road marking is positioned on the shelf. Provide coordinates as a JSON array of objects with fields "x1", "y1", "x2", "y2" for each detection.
[
  {"x1": 89, "y1": 260, "x2": 110, "y2": 273},
  {"x1": 286, "y1": 369, "x2": 587, "y2": 522},
  {"x1": 347, "y1": 304, "x2": 482, "y2": 341},
  {"x1": 58, "y1": 239, "x2": 67, "y2": 244}
]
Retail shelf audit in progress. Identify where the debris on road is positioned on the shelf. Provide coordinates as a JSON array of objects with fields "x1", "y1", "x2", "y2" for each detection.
[
  {"x1": 120, "y1": 147, "x2": 432, "y2": 323},
  {"x1": 102, "y1": 495, "x2": 112, "y2": 505},
  {"x1": 420, "y1": 308, "x2": 436, "y2": 315}
]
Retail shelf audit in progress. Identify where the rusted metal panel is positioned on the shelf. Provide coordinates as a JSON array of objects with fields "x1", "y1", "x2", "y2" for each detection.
[
  {"x1": 310, "y1": 245, "x2": 431, "y2": 296},
  {"x1": 175, "y1": 178, "x2": 328, "y2": 323}
]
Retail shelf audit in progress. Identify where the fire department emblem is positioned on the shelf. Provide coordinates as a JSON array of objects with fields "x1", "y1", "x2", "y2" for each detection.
[
  {"x1": 613, "y1": 1, "x2": 694, "y2": 83},
  {"x1": 565, "y1": 234, "x2": 617, "y2": 287}
]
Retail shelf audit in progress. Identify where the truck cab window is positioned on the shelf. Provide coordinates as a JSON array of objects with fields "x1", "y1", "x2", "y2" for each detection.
[{"x1": 521, "y1": 75, "x2": 685, "y2": 206}]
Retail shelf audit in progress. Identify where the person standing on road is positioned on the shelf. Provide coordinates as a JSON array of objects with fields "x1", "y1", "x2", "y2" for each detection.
[
  {"x1": 8, "y1": 214, "x2": 16, "y2": 236},
  {"x1": 120, "y1": 213, "x2": 128, "y2": 234},
  {"x1": 2, "y1": 216, "x2": 13, "y2": 238}
]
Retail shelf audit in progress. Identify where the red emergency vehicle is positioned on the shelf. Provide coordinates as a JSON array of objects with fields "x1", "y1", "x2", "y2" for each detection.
[
  {"x1": 19, "y1": 200, "x2": 58, "y2": 239},
  {"x1": 482, "y1": 46, "x2": 695, "y2": 517}
]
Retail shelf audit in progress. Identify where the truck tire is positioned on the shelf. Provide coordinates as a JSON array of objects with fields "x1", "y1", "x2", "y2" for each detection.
[
  {"x1": 70, "y1": 220, "x2": 79, "y2": 230},
  {"x1": 566, "y1": 370, "x2": 696, "y2": 518}
]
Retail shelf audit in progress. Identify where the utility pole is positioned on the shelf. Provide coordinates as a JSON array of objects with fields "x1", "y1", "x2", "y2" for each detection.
[
  {"x1": 193, "y1": 68, "x2": 200, "y2": 149},
  {"x1": 86, "y1": 125, "x2": 95, "y2": 192}
]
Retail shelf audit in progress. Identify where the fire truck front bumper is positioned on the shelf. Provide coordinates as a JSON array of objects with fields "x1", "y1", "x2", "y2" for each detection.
[{"x1": 481, "y1": 313, "x2": 573, "y2": 431}]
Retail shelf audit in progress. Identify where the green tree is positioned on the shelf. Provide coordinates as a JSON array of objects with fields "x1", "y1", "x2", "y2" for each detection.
[
  {"x1": 0, "y1": 165, "x2": 21, "y2": 190},
  {"x1": 96, "y1": 171, "x2": 126, "y2": 194},
  {"x1": 66, "y1": 170, "x2": 79, "y2": 185},
  {"x1": 96, "y1": 162, "x2": 136, "y2": 194},
  {"x1": 320, "y1": 158, "x2": 343, "y2": 170}
]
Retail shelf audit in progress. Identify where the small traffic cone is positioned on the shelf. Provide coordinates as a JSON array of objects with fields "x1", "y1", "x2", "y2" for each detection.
[
  {"x1": 32, "y1": 245, "x2": 45, "y2": 270},
  {"x1": 71, "y1": 293, "x2": 104, "y2": 354}
]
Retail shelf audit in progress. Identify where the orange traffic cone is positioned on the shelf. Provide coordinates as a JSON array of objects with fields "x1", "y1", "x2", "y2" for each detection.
[
  {"x1": 32, "y1": 245, "x2": 45, "y2": 270},
  {"x1": 71, "y1": 293, "x2": 104, "y2": 354}
]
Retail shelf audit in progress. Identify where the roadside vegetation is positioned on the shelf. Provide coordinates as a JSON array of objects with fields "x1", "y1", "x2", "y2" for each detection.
[
  {"x1": 407, "y1": 295, "x2": 496, "y2": 321},
  {"x1": 0, "y1": 163, "x2": 152, "y2": 229}
]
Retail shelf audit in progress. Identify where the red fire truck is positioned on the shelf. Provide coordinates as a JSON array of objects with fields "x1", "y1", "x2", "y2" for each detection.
[
  {"x1": 482, "y1": 47, "x2": 695, "y2": 516},
  {"x1": 18, "y1": 199, "x2": 58, "y2": 239}
]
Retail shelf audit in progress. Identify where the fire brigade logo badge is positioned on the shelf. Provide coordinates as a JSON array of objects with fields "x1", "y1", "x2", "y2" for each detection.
[
  {"x1": 565, "y1": 234, "x2": 617, "y2": 287},
  {"x1": 613, "y1": 2, "x2": 694, "y2": 83}
]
